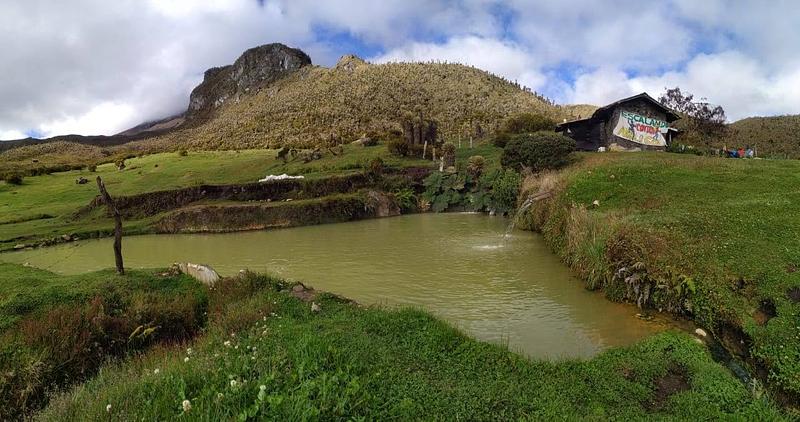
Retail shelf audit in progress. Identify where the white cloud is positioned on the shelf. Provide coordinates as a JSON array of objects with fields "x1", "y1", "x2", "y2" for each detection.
[
  {"x1": 0, "y1": 130, "x2": 27, "y2": 141},
  {"x1": 39, "y1": 102, "x2": 137, "y2": 138},
  {"x1": 1, "y1": 0, "x2": 800, "y2": 137},
  {"x1": 566, "y1": 51, "x2": 800, "y2": 121}
]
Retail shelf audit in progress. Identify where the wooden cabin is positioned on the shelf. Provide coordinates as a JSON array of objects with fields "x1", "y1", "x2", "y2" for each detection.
[{"x1": 557, "y1": 93, "x2": 680, "y2": 151}]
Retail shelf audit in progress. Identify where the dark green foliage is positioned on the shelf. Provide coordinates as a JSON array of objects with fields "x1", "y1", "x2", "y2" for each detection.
[
  {"x1": 501, "y1": 131, "x2": 575, "y2": 172},
  {"x1": 490, "y1": 170, "x2": 521, "y2": 213},
  {"x1": 492, "y1": 131, "x2": 512, "y2": 147},
  {"x1": 422, "y1": 171, "x2": 467, "y2": 212},
  {"x1": 178, "y1": 149, "x2": 189, "y2": 157},
  {"x1": 493, "y1": 113, "x2": 556, "y2": 148},
  {"x1": 88, "y1": 164, "x2": 97, "y2": 172},
  {"x1": 501, "y1": 113, "x2": 557, "y2": 134},
  {"x1": 2, "y1": 172, "x2": 23, "y2": 185},
  {"x1": 423, "y1": 169, "x2": 520, "y2": 214},
  {"x1": 393, "y1": 188, "x2": 417, "y2": 213},
  {"x1": 388, "y1": 139, "x2": 409, "y2": 157}
]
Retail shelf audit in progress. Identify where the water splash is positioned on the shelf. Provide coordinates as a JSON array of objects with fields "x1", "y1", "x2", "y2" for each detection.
[{"x1": 502, "y1": 196, "x2": 536, "y2": 240}]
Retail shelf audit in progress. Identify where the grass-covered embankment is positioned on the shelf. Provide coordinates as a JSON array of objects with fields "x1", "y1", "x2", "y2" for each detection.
[
  {"x1": 0, "y1": 263, "x2": 208, "y2": 419},
  {"x1": 520, "y1": 152, "x2": 800, "y2": 403},
  {"x1": 36, "y1": 269, "x2": 784, "y2": 420},
  {"x1": 0, "y1": 145, "x2": 431, "y2": 250}
]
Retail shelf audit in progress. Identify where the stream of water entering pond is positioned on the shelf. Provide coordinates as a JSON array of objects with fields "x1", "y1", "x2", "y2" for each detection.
[{"x1": 2, "y1": 213, "x2": 678, "y2": 359}]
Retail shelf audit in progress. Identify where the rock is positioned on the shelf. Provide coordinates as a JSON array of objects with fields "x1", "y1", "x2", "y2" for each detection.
[
  {"x1": 592, "y1": 199, "x2": 600, "y2": 207},
  {"x1": 694, "y1": 328, "x2": 707, "y2": 338},
  {"x1": 188, "y1": 43, "x2": 311, "y2": 119},
  {"x1": 364, "y1": 191, "x2": 400, "y2": 217},
  {"x1": 13, "y1": 244, "x2": 26, "y2": 250},
  {"x1": 61, "y1": 234, "x2": 72, "y2": 241},
  {"x1": 75, "y1": 177, "x2": 89, "y2": 184},
  {"x1": 334, "y1": 54, "x2": 368, "y2": 72},
  {"x1": 175, "y1": 263, "x2": 220, "y2": 286},
  {"x1": 292, "y1": 284, "x2": 305, "y2": 293},
  {"x1": 311, "y1": 302, "x2": 321, "y2": 313}
]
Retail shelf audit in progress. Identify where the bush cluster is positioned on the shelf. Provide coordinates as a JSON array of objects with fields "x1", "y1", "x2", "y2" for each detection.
[
  {"x1": 493, "y1": 113, "x2": 557, "y2": 147},
  {"x1": 501, "y1": 131, "x2": 575, "y2": 172}
]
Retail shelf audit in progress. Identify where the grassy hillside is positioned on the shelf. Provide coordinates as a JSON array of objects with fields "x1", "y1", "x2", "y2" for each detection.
[
  {"x1": 133, "y1": 59, "x2": 579, "y2": 151},
  {"x1": 728, "y1": 115, "x2": 800, "y2": 158},
  {"x1": 521, "y1": 152, "x2": 800, "y2": 401},
  {"x1": 31, "y1": 268, "x2": 782, "y2": 420}
]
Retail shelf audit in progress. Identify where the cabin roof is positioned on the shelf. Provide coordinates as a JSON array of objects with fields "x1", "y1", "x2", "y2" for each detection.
[{"x1": 559, "y1": 92, "x2": 681, "y2": 127}]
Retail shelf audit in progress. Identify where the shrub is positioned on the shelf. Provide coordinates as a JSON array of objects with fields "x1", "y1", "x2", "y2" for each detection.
[
  {"x1": 178, "y1": 149, "x2": 188, "y2": 157},
  {"x1": 501, "y1": 131, "x2": 575, "y2": 172},
  {"x1": 3, "y1": 173, "x2": 23, "y2": 185},
  {"x1": 491, "y1": 170, "x2": 521, "y2": 214},
  {"x1": 393, "y1": 188, "x2": 417, "y2": 212},
  {"x1": 442, "y1": 142, "x2": 456, "y2": 167},
  {"x1": 365, "y1": 157, "x2": 385, "y2": 179},
  {"x1": 466, "y1": 156, "x2": 486, "y2": 178},
  {"x1": 88, "y1": 164, "x2": 97, "y2": 172},
  {"x1": 492, "y1": 131, "x2": 512, "y2": 148},
  {"x1": 501, "y1": 113, "x2": 557, "y2": 134},
  {"x1": 388, "y1": 139, "x2": 409, "y2": 157}
]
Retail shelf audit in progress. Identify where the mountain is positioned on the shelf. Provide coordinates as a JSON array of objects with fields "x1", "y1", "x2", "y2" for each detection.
[{"x1": 1, "y1": 42, "x2": 584, "y2": 171}]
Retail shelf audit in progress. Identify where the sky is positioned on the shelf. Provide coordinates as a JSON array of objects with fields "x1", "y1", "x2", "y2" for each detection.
[{"x1": 1, "y1": 0, "x2": 799, "y2": 140}]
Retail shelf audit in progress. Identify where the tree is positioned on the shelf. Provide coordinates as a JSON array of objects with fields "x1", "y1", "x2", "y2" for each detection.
[{"x1": 659, "y1": 87, "x2": 727, "y2": 147}]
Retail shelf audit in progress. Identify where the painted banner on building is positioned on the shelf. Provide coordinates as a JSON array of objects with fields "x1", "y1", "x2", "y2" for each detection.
[{"x1": 612, "y1": 111, "x2": 668, "y2": 146}]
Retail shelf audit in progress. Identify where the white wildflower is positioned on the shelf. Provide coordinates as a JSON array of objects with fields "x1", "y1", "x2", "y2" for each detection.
[
  {"x1": 230, "y1": 380, "x2": 238, "y2": 388},
  {"x1": 224, "y1": 340, "x2": 231, "y2": 347},
  {"x1": 153, "y1": 368, "x2": 160, "y2": 375},
  {"x1": 184, "y1": 356, "x2": 190, "y2": 363},
  {"x1": 259, "y1": 385, "x2": 266, "y2": 392},
  {"x1": 186, "y1": 347, "x2": 193, "y2": 355},
  {"x1": 182, "y1": 399, "x2": 192, "y2": 412},
  {"x1": 106, "y1": 404, "x2": 112, "y2": 413}
]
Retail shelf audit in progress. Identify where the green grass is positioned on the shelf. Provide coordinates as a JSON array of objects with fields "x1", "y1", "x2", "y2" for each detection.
[
  {"x1": 0, "y1": 263, "x2": 209, "y2": 418},
  {"x1": 526, "y1": 152, "x2": 800, "y2": 398},
  {"x1": 0, "y1": 145, "x2": 433, "y2": 249},
  {"x1": 38, "y1": 275, "x2": 783, "y2": 420}
]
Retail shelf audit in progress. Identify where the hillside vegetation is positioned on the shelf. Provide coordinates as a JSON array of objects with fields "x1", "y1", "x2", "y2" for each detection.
[
  {"x1": 521, "y1": 152, "x2": 800, "y2": 403},
  {"x1": 728, "y1": 115, "x2": 800, "y2": 158}
]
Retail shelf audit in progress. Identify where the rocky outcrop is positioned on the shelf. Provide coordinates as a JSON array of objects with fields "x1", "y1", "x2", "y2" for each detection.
[{"x1": 187, "y1": 43, "x2": 311, "y2": 119}]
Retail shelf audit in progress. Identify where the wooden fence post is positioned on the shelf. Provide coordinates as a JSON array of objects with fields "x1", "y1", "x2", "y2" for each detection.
[{"x1": 96, "y1": 176, "x2": 124, "y2": 275}]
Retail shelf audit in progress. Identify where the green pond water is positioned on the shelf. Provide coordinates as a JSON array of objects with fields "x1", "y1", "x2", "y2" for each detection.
[{"x1": 1, "y1": 213, "x2": 675, "y2": 359}]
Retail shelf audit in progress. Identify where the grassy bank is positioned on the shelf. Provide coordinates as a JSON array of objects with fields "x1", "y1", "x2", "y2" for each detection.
[
  {"x1": 0, "y1": 145, "x2": 432, "y2": 250},
  {"x1": 35, "y1": 269, "x2": 783, "y2": 420},
  {"x1": 520, "y1": 152, "x2": 800, "y2": 403},
  {"x1": 0, "y1": 263, "x2": 208, "y2": 418}
]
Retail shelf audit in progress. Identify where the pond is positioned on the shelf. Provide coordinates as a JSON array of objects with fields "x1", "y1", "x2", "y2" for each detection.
[{"x1": 1, "y1": 214, "x2": 676, "y2": 359}]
